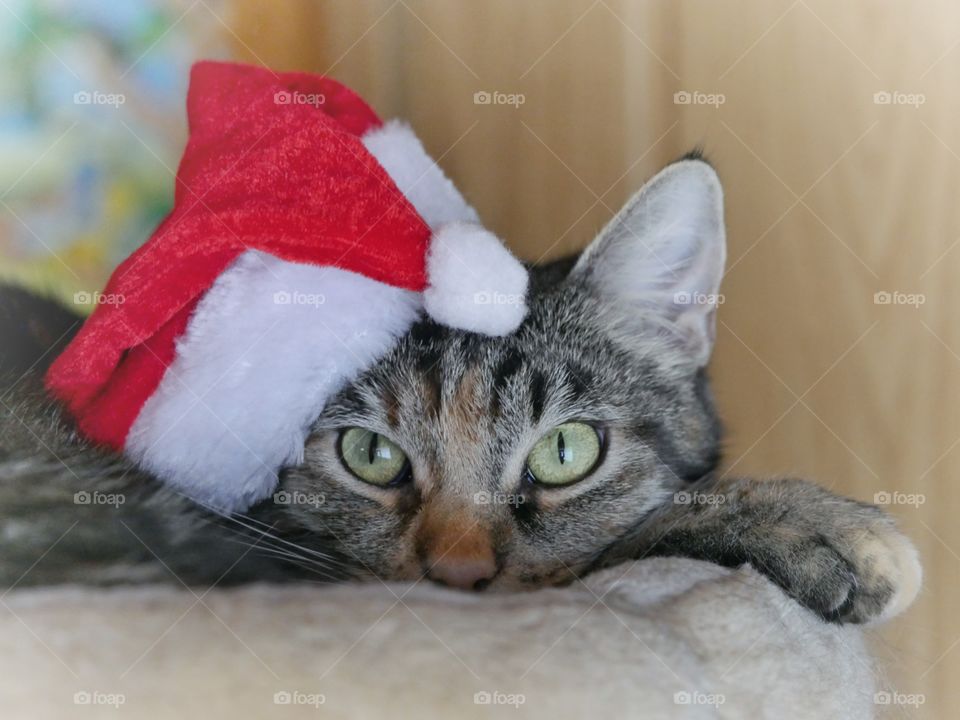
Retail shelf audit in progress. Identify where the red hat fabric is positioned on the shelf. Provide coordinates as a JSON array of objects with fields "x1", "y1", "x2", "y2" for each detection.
[{"x1": 46, "y1": 61, "x2": 529, "y2": 513}]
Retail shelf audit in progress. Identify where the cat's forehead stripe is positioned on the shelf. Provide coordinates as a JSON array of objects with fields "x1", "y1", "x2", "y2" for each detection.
[
  {"x1": 529, "y1": 370, "x2": 547, "y2": 423},
  {"x1": 492, "y1": 347, "x2": 524, "y2": 392}
]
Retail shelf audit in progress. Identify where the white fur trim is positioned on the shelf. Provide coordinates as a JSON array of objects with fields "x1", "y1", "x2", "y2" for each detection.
[
  {"x1": 365, "y1": 121, "x2": 530, "y2": 336},
  {"x1": 126, "y1": 250, "x2": 421, "y2": 513},
  {"x1": 362, "y1": 119, "x2": 479, "y2": 229},
  {"x1": 424, "y1": 222, "x2": 528, "y2": 336}
]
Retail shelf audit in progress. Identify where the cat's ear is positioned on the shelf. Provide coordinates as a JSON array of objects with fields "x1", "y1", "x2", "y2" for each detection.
[{"x1": 572, "y1": 156, "x2": 725, "y2": 367}]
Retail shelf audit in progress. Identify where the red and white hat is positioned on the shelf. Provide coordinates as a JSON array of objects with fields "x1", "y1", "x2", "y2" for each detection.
[{"x1": 46, "y1": 61, "x2": 528, "y2": 513}]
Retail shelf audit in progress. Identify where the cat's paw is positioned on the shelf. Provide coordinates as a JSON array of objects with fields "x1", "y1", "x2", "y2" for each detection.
[
  {"x1": 850, "y1": 525, "x2": 922, "y2": 623},
  {"x1": 742, "y1": 480, "x2": 922, "y2": 624},
  {"x1": 782, "y1": 521, "x2": 921, "y2": 624}
]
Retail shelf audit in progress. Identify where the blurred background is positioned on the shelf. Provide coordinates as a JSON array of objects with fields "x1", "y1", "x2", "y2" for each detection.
[{"x1": 1, "y1": 1, "x2": 957, "y2": 716}]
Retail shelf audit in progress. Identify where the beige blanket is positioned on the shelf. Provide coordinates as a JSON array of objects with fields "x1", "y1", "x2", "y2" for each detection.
[{"x1": 0, "y1": 558, "x2": 881, "y2": 719}]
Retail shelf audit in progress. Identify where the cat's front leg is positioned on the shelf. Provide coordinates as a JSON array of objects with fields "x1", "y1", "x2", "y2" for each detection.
[{"x1": 606, "y1": 477, "x2": 922, "y2": 624}]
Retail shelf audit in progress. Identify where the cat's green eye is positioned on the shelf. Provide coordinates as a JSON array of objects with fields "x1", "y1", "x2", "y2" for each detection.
[
  {"x1": 526, "y1": 422, "x2": 603, "y2": 486},
  {"x1": 338, "y1": 428, "x2": 410, "y2": 486}
]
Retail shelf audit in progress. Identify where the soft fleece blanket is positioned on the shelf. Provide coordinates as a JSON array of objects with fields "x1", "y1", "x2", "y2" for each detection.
[{"x1": 0, "y1": 558, "x2": 880, "y2": 719}]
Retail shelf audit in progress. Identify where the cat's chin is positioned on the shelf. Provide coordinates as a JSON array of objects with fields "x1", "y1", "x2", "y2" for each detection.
[
  {"x1": 354, "y1": 562, "x2": 588, "y2": 594},
  {"x1": 475, "y1": 566, "x2": 587, "y2": 593}
]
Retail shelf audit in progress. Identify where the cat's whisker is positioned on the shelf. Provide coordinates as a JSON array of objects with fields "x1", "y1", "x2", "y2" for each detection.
[
  {"x1": 217, "y1": 531, "x2": 343, "y2": 577},
  {"x1": 238, "y1": 539, "x2": 353, "y2": 581},
  {"x1": 188, "y1": 507, "x2": 336, "y2": 566},
  {"x1": 217, "y1": 511, "x2": 354, "y2": 572},
  {"x1": 257, "y1": 551, "x2": 344, "y2": 580}
]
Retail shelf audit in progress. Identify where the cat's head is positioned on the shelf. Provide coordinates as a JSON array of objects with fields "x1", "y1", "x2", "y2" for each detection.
[{"x1": 274, "y1": 155, "x2": 726, "y2": 590}]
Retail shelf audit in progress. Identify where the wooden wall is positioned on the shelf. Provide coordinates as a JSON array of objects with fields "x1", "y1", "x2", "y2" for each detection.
[{"x1": 226, "y1": 1, "x2": 960, "y2": 715}]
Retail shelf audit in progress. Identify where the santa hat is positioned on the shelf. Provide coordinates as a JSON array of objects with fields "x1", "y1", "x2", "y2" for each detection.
[{"x1": 46, "y1": 61, "x2": 528, "y2": 513}]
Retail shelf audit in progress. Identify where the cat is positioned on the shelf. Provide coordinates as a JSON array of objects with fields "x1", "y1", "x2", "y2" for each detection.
[{"x1": 0, "y1": 153, "x2": 920, "y2": 624}]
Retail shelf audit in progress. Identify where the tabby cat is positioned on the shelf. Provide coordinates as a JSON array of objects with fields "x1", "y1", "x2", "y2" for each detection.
[{"x1": 0, "y1": 155, "x2": 920, "y2": 624}]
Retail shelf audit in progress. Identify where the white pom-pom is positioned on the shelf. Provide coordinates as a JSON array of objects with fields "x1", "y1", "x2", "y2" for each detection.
[{"x1": 424, "y1": 222, "x2": 528, "y2": 336}]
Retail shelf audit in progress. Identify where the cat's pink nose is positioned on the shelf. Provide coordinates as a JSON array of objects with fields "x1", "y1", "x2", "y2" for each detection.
[
  {"x1": 416, "y1": 507, "x2": 499, "y2": 590},
  {"x1": 426, "y1": 556, "x2": 497, "y2": 591}
]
